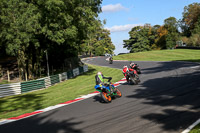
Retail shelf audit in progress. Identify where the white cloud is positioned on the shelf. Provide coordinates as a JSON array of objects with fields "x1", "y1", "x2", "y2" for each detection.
[
  {"x1": 102, "y1": 3, "x2": 128, "y2": 12},
  {"x1": 105, "y1": 24, "x2": 143, "y2": 32}
]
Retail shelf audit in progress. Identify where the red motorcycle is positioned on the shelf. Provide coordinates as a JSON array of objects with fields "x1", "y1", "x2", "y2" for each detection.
[
  {"x1": 130, "y1": 63, "x2": 141, "y2": 74},
  {"x1": 122, "y1": 66, "x2": 140, "y2": 85}
]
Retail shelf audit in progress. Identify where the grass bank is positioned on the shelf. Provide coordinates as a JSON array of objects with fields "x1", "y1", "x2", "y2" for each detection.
[
  {"x1": 0, "y1": 64, "x2": 123, "y2": 119},
  {"x1": 114, "y1": 49, "x2": 200, "y2": 62}
]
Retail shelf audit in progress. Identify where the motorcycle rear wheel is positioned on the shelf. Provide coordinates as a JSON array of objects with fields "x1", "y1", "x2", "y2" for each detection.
[
  {"x1": 130, "y1": 77, "x2": 138, "y2": 85},
  {"x1": 101, "y1": 92, "x2": 112, "y2": 103},
  {"x1": 134, "y1": 74, "x2": 140, "y2": 83}
]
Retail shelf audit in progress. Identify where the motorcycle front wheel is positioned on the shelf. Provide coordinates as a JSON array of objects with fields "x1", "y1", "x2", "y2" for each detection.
[
  {"x1": 100, "y1": 92, "x2": 112, "y2": 103},
  {"x1": 115, "y1": 88, "x2": 122, "y2": 97}
]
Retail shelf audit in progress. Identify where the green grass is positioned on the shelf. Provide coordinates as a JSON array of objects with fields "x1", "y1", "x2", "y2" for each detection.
[
  {"x1": 0, "y1": 80, "x2": 9, "y2": 85},
  {"x1": 0, "y1": 64, "x2": 123, "y2": 119},
  {"x1": 114, "y1": 49, "x2": 200, "y2": 62},
  {"x1": 190, "y1": 123, "x2": 200, "y2": 133}
]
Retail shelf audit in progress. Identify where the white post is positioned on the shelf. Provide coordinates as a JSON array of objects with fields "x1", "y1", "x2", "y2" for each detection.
[{"x1": 7, "y1": 70, "x2": 10, "y2": 82}]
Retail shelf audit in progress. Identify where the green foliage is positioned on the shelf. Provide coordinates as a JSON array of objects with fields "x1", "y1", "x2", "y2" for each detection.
[
  {"x1": 164, "y1": 17, "x2": 179, "y2": 49},
  {"x1": 182, "y1": 3, "x2": 200, "y2": 33},
  {"x1": 81, "y1": 21, "x2": 115, "y2": 56},
  {"x1": 181, "y1": 3, "x2": 200, "y2": 47},
  {"x1": 123, "y1": 25, "x2": 151, "y2": 53},
  {"x1": 0, "y1": 0, "x2": 111, "y2": 80}
]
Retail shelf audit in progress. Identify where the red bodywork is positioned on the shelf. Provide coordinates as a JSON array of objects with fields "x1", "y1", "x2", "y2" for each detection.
[{"x1": 122, "y1": 67, "x2": 137, "y2": 76}]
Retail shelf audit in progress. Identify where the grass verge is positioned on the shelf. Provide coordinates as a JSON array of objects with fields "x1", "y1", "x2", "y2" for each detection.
[
  {"x1": 0, "y1": 64, "x2": 123, "y2": 119},
  {"x1": 114, "y1": 49, "x2": 200, "y2": 62},
  {"x1": 189, "y1": 123, "x2": 200, "y2": 133}
]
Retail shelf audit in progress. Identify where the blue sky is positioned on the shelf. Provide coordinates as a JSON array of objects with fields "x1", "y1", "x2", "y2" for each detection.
[{"x1": 99, "y1": 0, "x2": 200, "y2": 54}]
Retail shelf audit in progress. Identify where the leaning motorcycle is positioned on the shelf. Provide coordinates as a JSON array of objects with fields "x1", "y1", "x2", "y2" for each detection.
[
  {"x1": 94, "y1": 81, "x2": 122, "y2": 103},
  {"x1": 109, "y1": 57, "x2": 113, "y2": 64},
  {"x1": 126, "y1": 71, "x2": 140, "y2": 85}
]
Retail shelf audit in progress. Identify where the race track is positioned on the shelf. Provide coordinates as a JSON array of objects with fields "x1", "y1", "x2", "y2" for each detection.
[{"x1": 0, "y1": 56, "x2": 200, "y2": 133}]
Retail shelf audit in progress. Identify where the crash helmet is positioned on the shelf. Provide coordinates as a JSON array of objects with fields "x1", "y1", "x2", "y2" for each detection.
[
  {"x1": 123, "y1": 65, "x2": 128, "y2": 69},
  {"x1": 97, "y1": 72, "x2": 102, "y2": 75},
  {"x1": 123, "y1": 66, "x2": 129, "y2": 72},
  {"x1": 130, "y1": 63, "x2": 135, "y2": 68}
]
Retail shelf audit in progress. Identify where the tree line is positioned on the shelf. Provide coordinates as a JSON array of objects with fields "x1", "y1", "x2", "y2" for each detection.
[
  {"x1": 0, "y1": 0, "x2": 115, "y2": 80},
  {"x1": 123, "y1": 2, "x2": 200, "y2": 53}
]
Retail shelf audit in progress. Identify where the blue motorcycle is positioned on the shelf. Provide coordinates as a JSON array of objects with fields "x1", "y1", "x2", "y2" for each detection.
[{"x1": 94, "y1": 81, "x2": 122, "y2": 103}]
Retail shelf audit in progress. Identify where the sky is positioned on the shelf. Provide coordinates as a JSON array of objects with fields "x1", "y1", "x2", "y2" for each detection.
[{"x1": 99, "y1": 0, "x2": 200, "y2": 55}]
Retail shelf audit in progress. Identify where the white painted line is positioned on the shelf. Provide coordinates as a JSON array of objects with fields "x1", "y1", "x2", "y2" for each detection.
[
  {"x1": 80, "y1": 93, "x2": 99, "y2": 99},
  {"x1": 0, "y1": 120, "x2": 16, "y2": 125},
  {"x1": 38, "y1": 104, "x2": 66, "y2": 112},
  {"x1": 182, "y1": 118, "x2": 200, "y2": 133}
]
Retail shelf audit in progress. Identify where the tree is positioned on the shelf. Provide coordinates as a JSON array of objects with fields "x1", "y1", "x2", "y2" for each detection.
[
  {"x1": 155, "y1": 26, "x2": 168, "y2": 49},
  {"x1": 93, "y1": 29, "x2": 115, "y2": 56},
  {"x1": 164, "y1": 17, "x2": 179, "y2": 49},
  {"x1": 151, "y1": 25, "x2": 161, "y2": 49},
  {"x1": 0, "y1": 0, "x2": 103, "y2": 80},
  {"x1": 182, "y1": 3, "x2": 200, "y2": 36},
  {"x1": 0, "y1": 0, "x2": 41, "y2": 79},
  {"x1": 123, "y1": 24, "x2": 151, "y2": 53}
]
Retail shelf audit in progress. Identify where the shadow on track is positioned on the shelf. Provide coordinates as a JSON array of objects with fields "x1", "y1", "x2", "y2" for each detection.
[
  {"x1": 142, "y1": 61, "x2": 200, "y2": 74},
  {"x1": 126, "y1": 69, "x2": 200, "y2": 131},
  {"x1": 0, "y1": 110, "x2": 83, "y2": 133}
]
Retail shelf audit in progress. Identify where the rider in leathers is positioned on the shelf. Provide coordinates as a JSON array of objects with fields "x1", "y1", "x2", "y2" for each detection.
[{"x1": 95, "y1": 72, "x2": 116, "y2": 93}]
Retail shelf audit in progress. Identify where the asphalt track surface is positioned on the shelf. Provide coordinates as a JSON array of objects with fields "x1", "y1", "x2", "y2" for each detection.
[{"x1": 1, "y1": 57, "x2": 200, "y2": 133}]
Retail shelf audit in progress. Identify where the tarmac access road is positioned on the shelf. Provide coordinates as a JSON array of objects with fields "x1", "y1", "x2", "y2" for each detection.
[{"x1": 0, "y1": 56, "x2": 200, "y2": 133}]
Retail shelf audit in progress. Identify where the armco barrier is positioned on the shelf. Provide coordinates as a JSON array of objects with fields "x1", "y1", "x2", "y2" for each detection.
[
  {"x1": 83, "y1": 65, "x2": 88, "y2": 72},
  {"x1": 44, "y1": 76, "x2": 51, "y2": 88},
  {"x1": 67, "y1": 70, "x2": 74, "y2": 79},
  {"x1": 79, "y1": 67, "x2": 84, "y2": 74},
  {"x1": 50, "y1": 74, "x2": 60, "y2": 85},
  {"x1": 60, "y1": 72, "x2": 68, "y2": 81},
  {"x1": 0, "y1": 65, "x2": 88, "y2": 98},
  {"x1": 21, "y1": 79, "x2": 45, "y2": 93},
  {"x1": 73, "y1": 68, "x2": 79, "y2": 77},
  {"x1": 0, "y1": 83, "x2": 21, "y2": 98}
]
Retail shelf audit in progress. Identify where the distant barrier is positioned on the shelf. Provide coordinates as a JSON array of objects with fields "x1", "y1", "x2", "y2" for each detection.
[{"x1": 0, "y1": 65, "x2": 88, "y2": 98}]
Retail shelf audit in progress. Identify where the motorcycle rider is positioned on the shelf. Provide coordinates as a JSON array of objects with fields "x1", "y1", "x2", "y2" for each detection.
[
  {"x1": 95, "y1": 72, "x2": 116, "y2": 93},
  {"x1": 130, "y1": 62, "x2": 141, "y2": 74},
  {"x1": 109, "y1": 55, "x2": 113, "y2": 63},
  {"x1": 122, "y1": 66, "x2": 131, "y2": 82},
  {"x1": 130, "y1": 62, "x2": 135, "y2": 69},
  {"x1": 122, "y1": 65, "x2": 138, "y2": 83}
]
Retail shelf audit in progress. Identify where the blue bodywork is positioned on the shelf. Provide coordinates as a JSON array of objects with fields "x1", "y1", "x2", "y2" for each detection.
[{"x1": 94, "y1": 84, "x2": 114, "y2": 92}]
